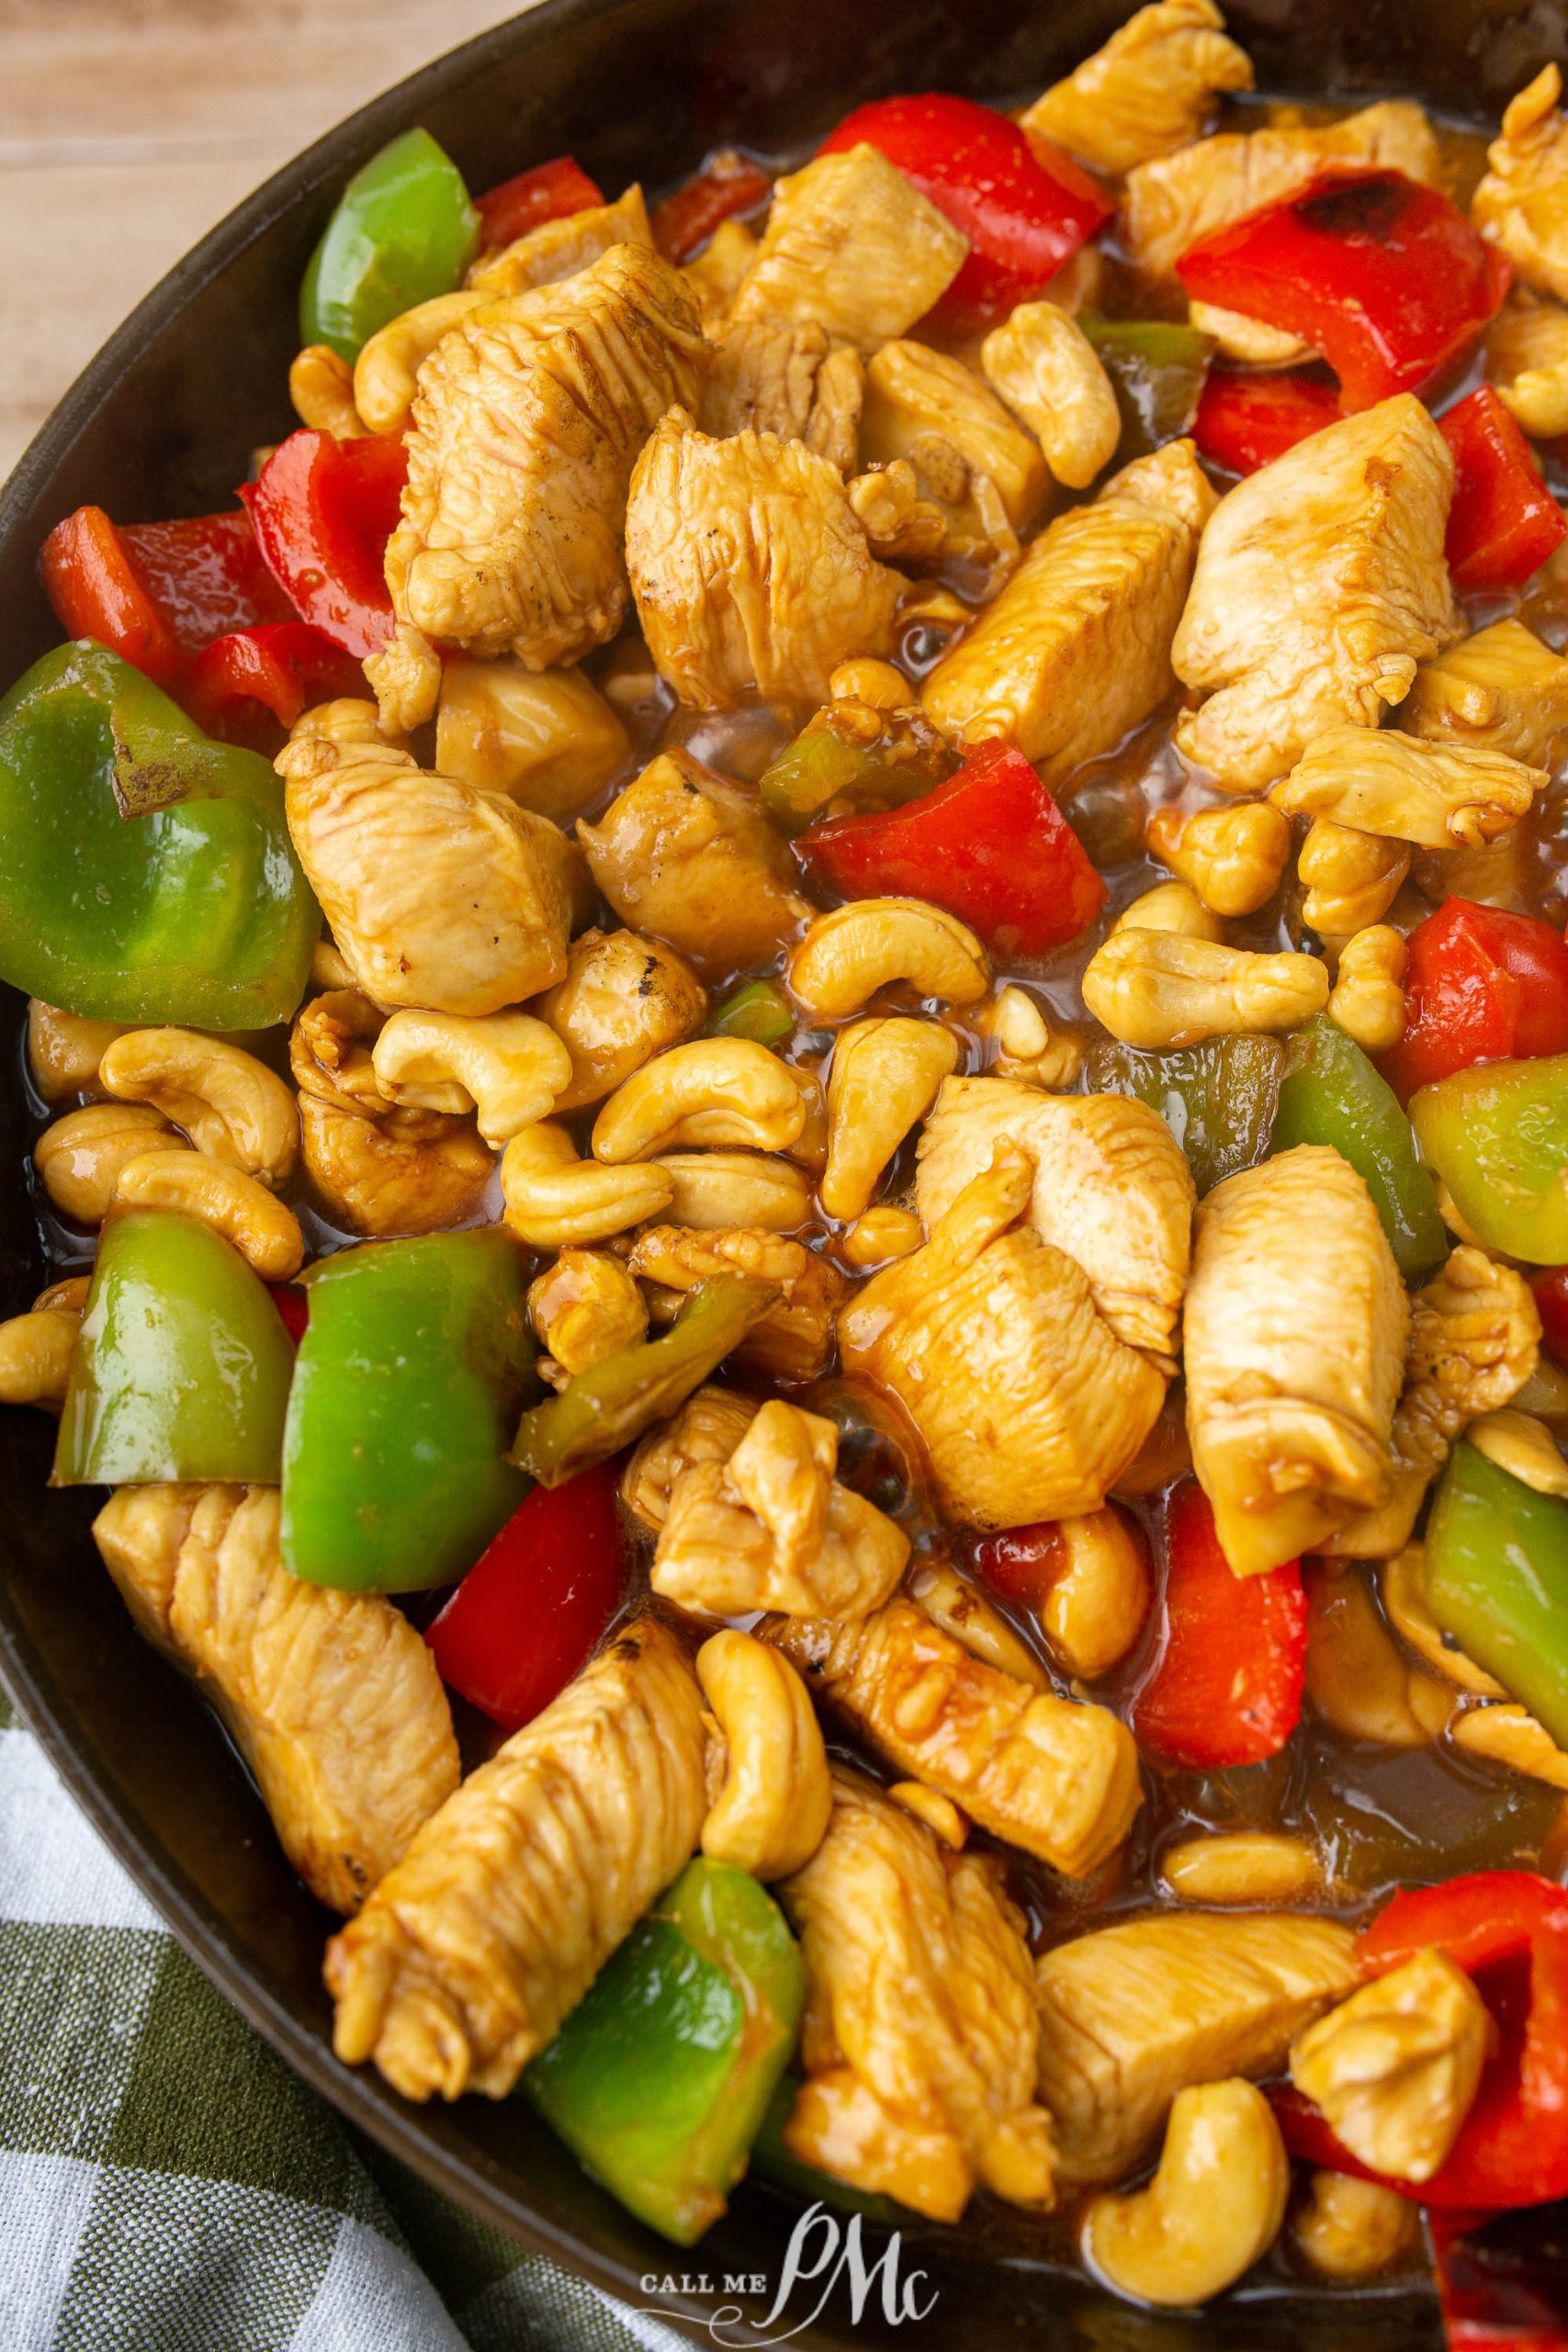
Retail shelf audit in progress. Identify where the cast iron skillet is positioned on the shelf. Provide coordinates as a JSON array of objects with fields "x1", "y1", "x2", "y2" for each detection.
[{"x1": 1, "y1": 1, "x2": 1562, "y2": 2342}]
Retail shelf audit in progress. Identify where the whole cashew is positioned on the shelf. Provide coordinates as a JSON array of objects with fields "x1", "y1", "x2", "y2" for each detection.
[
  {"x1": 696, "y1": 1628, "x2": 832, "y2": 1881},
  {"x1": 501, "y1": 1120, "x2": 674, "y2": 1250},
  {"x1": 829, "y1": 658, "x2": 909, "y2": 710},
  {"x1": 27, "y1": 1001, "x2": 130, "y2": 1103},
  {"x1": 1082, "y1": 930, "x2": 1329, "y2": 1050},
  {"x1": 980, "y1": 301, "x2": 1120, "y2": 490},
  {"x1": 99, "y1": 1029, "x2": 300, "y2": 1188},
  {"x1": 1036, "y1": 1506, "x2": 1151, "y2": 1679},
  {"x1": 371, "y1": 1010, "x2": 572, "y2": 1145},
  {"x1": 975, "y1": 985, "x2": 1082, "y2": 1089},
  {"x1": 907, "y1": 1559, "x2": 1049, "y2": 1690},
  {"x1": 1467, "y1": 1407, "x2": 1568, "y2": 1496},
  {"x1": 656, "y1": 1152, "x2": 813, "y2": 1232},
  {"x1": 352, "y1": 290, "x2": 486, "y2": 435},
  {"x1": 1381, "y1": 1546, "x2": 1503, "y2": 1696},
  {"x1": 1327, "y1": 926, "x2": 1407, "y2": 1054},
  {"x1": 841, "y1": 1205, "x2": 923, "y2": 1267},
  {"x1": 0, "y1": 1305, "x2": 80, "y2": 1408},
  {"x1": 1451, "y1": 1701, "x2": 1568, "y2": 1788},
  {"x1": 788, "y1": 899, "x2": 991, "y2": 1018},
  {"x1": 111, "y1": 1150, "x2": 306, "y2": 1283},
  {"x1": 288, "y1": 344, "x2": 369, "y2": 437},
  {"x1": 1145, "y1": 802, "x2": 1292, "y2": 919},
  {"x1": 821, "y1": 1017, "x2": 960, "y2": 1221},
  {"x1": 1082, "y1": 2080, "x2": 1290, "y2": 2307},
  {"x1": 35, "y1": 1103, "x2": 188, "y2": 1225},
  {"x1": 1298, "y1": 819, "x2": 1411, "y2": 937},
  {"x1": 887, "y1": 1780, "x2": 969, "y2": 1849},
  {"x1": 1159, "y1": 1832, "x2": 1320, "y2": 1905},
  {"x1": 1108, "y1": 879, "x2": 1224, "y2": 942},
  {"x1": 592, "y1": 1038, "x2": 808, "y2": 1162},
  {"x1": 1291, "y1": 2171, "x2": 1420, "y2": 2282}
]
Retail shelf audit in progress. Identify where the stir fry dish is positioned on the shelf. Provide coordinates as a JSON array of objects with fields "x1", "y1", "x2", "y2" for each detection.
[{"x1": 16, "y1": 2, "x2": 1568, "y2": 2314}]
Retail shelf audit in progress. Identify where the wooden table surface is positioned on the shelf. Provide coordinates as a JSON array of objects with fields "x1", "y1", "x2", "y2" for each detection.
[{"x1": 0, "y1": 0, "x2": 536, "y2": 486}]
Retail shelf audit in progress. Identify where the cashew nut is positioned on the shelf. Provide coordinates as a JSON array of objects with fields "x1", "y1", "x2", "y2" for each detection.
[
  {"x1": 979, "y1": 302, "x2": 1120, "y2": 490},
  {"x1": 27, "y1": 1001, "x2": 130, "y2": 1103},
  {"x1": 99, "y1": 1029, "x2": 299, "y2": 1188},
  {"x1": 352, "y1": 289, "x2": 486, "y2": 435},
  {"x1": 1273, "y1": 726, "x2": 1542, "y2": 851},
  {"x1": 533, "y1": 927, "x2": 709, "y2": 1113},
  {"x1": 1292, "y1": 2170, "x2": 1420, "y2": 2281},
  {"x1": 888, "y1": 1781, "x2": 969, "y2": 1849},
  {"x1": 1489, "y1": 292, "x2": 1568, "y2": 437},
  {"x1": 1083, "y1": 2080, "x2": 1290, "y2": 2308},
  {"x1": 290, "y1": 697, "x2": 409, "y2": 757},
  {"x1": 288, "y1": 344, "x2": 369, "y2": 436},
  {"x1": 1328, "y1": 925, "x2": 1407, "y2": 1054},
  {"x1": 527, "y1": 1249, "x2": 649, "y2": 1379},
  {"x1": 1186, "y1": 300, "x2": 1311, "y2": 367},
  {"x1": 1467, "y1": 1407, "x2": 1568, "y2": 1496},
  {"x1": 1083, "y1": 930, "x2": 1329, "y2": 1050},
  {"x1": 35, "y1": 1103, "x2": 188, "y2": 1226},
  {"x1": 1145, "y1": 802, "x2": 1293, "y2": 919},
  {"x1": 1109, "y1": 879, "x2": 1225, "y2": 942},
  {"x1": 1290, "y1": 1951, "x2": 1491, "y2": 2185},
  {"x1": 696, "y1": 1628, "x2": 832, "y2": 1881},
  {"x1": 1298, "y1": 819, "x2": 1411, "y2": 937},
  {"x1": 841, "y1": 1205, "x2": 924, "y2": 1267},
  {"x1": 822, "y1": 1017, "x2": 960, "y2": 1221},
  {"x1": 1159, "y1": 1833, "x2": 1321, "y2": 1906},
  {"x1": 500, "y1": 1120, "x2": 674, "y2": 1250},
  {"x1": 1304, "y1": 1563, "x2": 1453, "y2": 1748},
  {"x1": 0, "y1": 1305, "x2": 80, "y2": 1408},
  {"x1": 1452, "y1": 1701, "x2": 1568, "y2": 1787},
  {"x1": 310, "y1": 936, "x2": 359, "y2": 991},
  {"x1": 111, "y1": 1150, "x2": 306, "y2": 1283},
  {"x1": 35, "y1": 1276, "x2": 90, "y2": 1314},
  {"x1": 974, "y1": 985, "x2": 1082, "y2": 1090},
  {"x1": 621, "y1": 1385, "x2": 759, "y2": 1531},
  {"x1": 829, "y1": 658, "x2": 910, "y2": 710},
  {"x1": 655, "y1": 1152, "x2": 812, "y2": 1232},
  {"x1": 908, "y1": 1559, "x2": 1049, "y2": 1690},
  {"x1": 371, "y1": 1011, "x2": 571, "y2": 1145},
  {"x1": 1381, "y1": 1545, "x2": 1504, "y2": 1696},
  {"x1": 788, "y1": 899, "x2": 990, "y2": 1019},
  {"x1": 1511, "y1": 1357, "x2": 1568, "y2": 1431},
  {"x1": 1033, "y1": 1506, "x2": 1151, "y2": 1679},
  {"x1": 592, "y1": 1038, "x2": 808, "y2": 1162}
]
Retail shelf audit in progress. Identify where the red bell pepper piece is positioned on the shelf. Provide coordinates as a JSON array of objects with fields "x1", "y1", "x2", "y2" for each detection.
[
  {"x1": 1532, "y1": 1268, "x2": 1568, "y2": 1371},
  {"x1": 975, "y1": 1511, "x2": 1150, "y2": 1651},
  {"x1": 184, "y1": 621, "x2": 367, "y2": 747},
  {"x1": 1131, "y1": 1481, "x2": 1306, "y2": 1770},
  {"x1": 39, "y1": 506, "x2": 183, "y2": 688},
  {"x1": 1190, "y1": 364, "x2": 1341, "y2": 476},
  {"x1": 268, "y1": 1283, "x2": 310, "y2": 1346},
  {"x1": 424, "y1": 1460, "x2": 626, "y2": 1733},
  {"x1": 1430, "y1": 2209, "x2": 1568, "y2": 2351},
  {"x1": 818, "y1": 93, "x2": 1112, "y2": 333},
  {"x1": 800, "y1": 740, "x2": 1106, "y2": 958},
  {"x1": 650, "y1": 150, "x2": 773, "y2": 263},
  {"x1": 240, "y1": 429, "x2": 408, "y2": 662},
  {"x1": 39, "y1": 505, "x2": 291, "y2": 691},
  {"x1": 1440, "y1": 386, "x2": 1568, "y2": 594},
  {"x1": 474, "y1": 154, "x2": 604, "y2": 252},
  {"x1": 1382, "y1": 897, "x2": 1568, "y2": 1099},
  {"x1": 1177, "y1": 167, "x2": 1509, "y2": 411}
]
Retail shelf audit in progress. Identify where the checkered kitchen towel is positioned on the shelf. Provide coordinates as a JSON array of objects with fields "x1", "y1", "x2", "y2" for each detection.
[{"x1": 0, "y1": 1690, "x2": 689, "y2": 2352}]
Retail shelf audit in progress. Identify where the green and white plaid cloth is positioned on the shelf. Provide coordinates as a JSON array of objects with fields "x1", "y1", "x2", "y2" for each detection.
[{"x1": 0, "y1": 1688, "x2": 690, "y2": 2352}]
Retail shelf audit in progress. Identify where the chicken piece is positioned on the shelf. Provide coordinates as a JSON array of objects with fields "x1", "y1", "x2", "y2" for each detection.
[
  {"x1": 1019, "y1": 0, "x2": 1254, "y2": 177},
  {"x1": 577, "y1": 748, "x2": 811, "y2": 978},
  {"x1": 434, "y1": 656, "x2": 630, "y2": 823},
  {"x1": 1473, "y1": 66, "x2": 1568, "y2": 303},
  {"x1": 628, "y1": 1225, "x2": 846, "y2": 1383},
  {"x1": 776, "y1": 1770, "x2": 1057, "y2": 2222},
  {"x1": 1122, "y1": 99, "x2": 1440, "y2": 282},
  {"x1": 915, "y1": 1077, "x2": 1194, "y2": 1371},
  {"x1": 1173, "y1": 396, "x2": 1460, "y2": 791},
  {"x1": 699, "y1": 317, "x2": 863, "y2": 473},
  {"x1": 766, "y1": 1598, "x2": 1139, "y2": 1877},
  {"x1": 289, "y1": 989, "x2": 492, "y2": 1237},
  {"x1": 1290, "y1": 1951, "x2": 1491, "y2": 2186},
  {"x1": 860, "y1": 340, "x2": 1051, "y2": 543},
  {"x1": 683, "y1": 218, "x2": 758, "y2": 324},
  {"x1": 372, "y1": 244, "x2": 709, "y2": 725},
  {"x1": 1183, "y1": 1146, "x2": 1409, "y2": 1576},
  {"x1": 466, "y1": 183, "x2": 653, "y2": 298},
  {"x1": 840, "y1": 1147, "x2": 1168, "y2": 1529},
  {"x1": 729, "y1": 143, "x2": 969, "y2": 354},
  {"x1": 1272, "y1": 726, "x2": 1543, "y2": 851},
  {"x1": 325, "y1": 1617, "x2": 708, "y2": 2100},
  {"x1": 1486, "y1": 289, "x2": 1568, "y2": 436},
  {"x1": 94, "y1": 1484, "x2": 458, "y2": 1916},
  {"x1": 653, "y1": 1398, "x2": 909, "y2": 1617},
  {"x1": 623, "y1": 1385, "x2": 761, "y2": 1529},
  {"x1": 625, "y1": 410, "x2": 904, "y2": 709},
  {"x1": 528, "y1": 1247, "x2": 648, "y2": 1384},
  {"x1": 276, "y1": 731, "x2": 586, "y2": 1016},
  {"x1": 1404, "y1": 619, "x2": 1568, "y2": 769},
  {"x1": 532, "y1": 924, "x2": 708, "y2": 1113},
  {"x1": 921, "y1": 440, "x2": 1215, "y2": 773},
  {"x1": 1035, "y1": 1910, "x2": 1359, "y2": 2185},
  {"x1": 1325, "y1": 1245, "x2": 1540, "y2": 1558}
]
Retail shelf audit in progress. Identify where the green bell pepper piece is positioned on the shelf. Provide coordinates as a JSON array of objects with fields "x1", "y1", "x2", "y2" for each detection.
[
  {"x1": 1085, "y1": 1034, "x2": 1284, "y2": 1196},
  {"x1": 281, "y1": 1228, "x2": 532, "y2": 1592},
  {"x1": 1425, "y1": 1441, "x2": 1568, "y2": 1748},
  {"x1": 751, "y1": 2076, "x2": 917, "y2": 2225},
  {"x1": 301, "y1": 128, "x2": 479, "y2": 363},
  {"x1": 525, "y1": 1857, "x2": 805, "y2": 2245},
  {"x1": 758, "y1": 727, "x2": 877, "y2": 833},
  {"x1": 54, "y1": 1208, "x2": 294, "y2": 1487},
  {"x1": 0, "y1": 640, "x2": 316, "y2": 1030},
  {"x1": 1410, "y1": 1055, "x2": 1568, "y2": 1264},
  {"x1": 1271, "y1": 1014, "x2": 1448, "y2": 1278},
  {"x1": 705, "y1": 978, "x2": 794, "y2": 1047},
  {"x1": 1079, "y1": 318, "x2": 1214, "y2": 464}
]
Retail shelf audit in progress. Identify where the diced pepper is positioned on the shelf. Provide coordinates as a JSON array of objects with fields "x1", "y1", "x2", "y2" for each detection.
[
  {"x1": 269, "y1": 1283, "x2": 310, "y2": 1346},
  {"x1": 1177, "y1": 167, "x2": 1509, "y2": 411},
  {"x1": 1078, "y1": 317, "x2": 1213, "y2": 466},
  {"x1": 1270, "y1": 1013, "x2": 1448, "y2": 1277},
  {"x1": 1190, "y1": 363, "x2": 1341, "y2": 476},
  {"x1": 1426, "y1": 1442, "x2": 1568, "y2": 1748},
  {"x1": 1409, "y1": 1053, "x2": 1568, "y2": 1262},
  {"x1": 524, "y1": 1857, "x2": 806, "y2": 2245},
  {"x1": 1441, "y1": 386, "x2": 1568, "y2": 594},
  {"x1": 475, "y1": 154, "x2": 603, "y2": 252},
  {"x1": 650, "y1": 151, "x2": 773, "y2": 263},
  {"x1": 757, "y1": 706, "x2": 952, "y2": 836},
  {"x1": 1383, "y1": 898, "x2": 1568, "y2": 1101},
  {"x1": 425, "y1": 1463, "x2": 626, "y2": 1731},
  {"x1": 750, "y1": 2075, "x2": 917, "y2": 2224},
  {"x1": 1132, "y1": 1482, "x2": 1306, "y2": 1766},
  {"x1": 510, "y1": 1276, "x2": 776, "y2": 1487},
  {"x1": 819, "y1": 93, "x2": 1113, "y2": 334},
  {"x1": 801, "y1": 741, "x2": 1106, "y2": 958},
  {"x1": 759, "y1": 725, "x2": 880, "y2": 834},
  {"x1": 54, "y1": 1209, "x2": 295, "y2": 1487},
  {"x1": 300, "y1": 126, "x2": 479, "y2": 363},
  {"x1": 705, "y1": 978, "x2": 794, "y2": 1047},
  {"x1": 0, "y1": 639, "x2": 317, "y2": 1029},
  {"x1": 1532, "y1": 1267, "x2": 1568, "y2": 1370},
  {"x1": 281, "y1": 1229, "x2": 533, "y2": 1593},
  {"x1": 1083, "y1": 1034, "x2": 1284, "y2": 1197},
  {"x1": 39, "y1": 506, "x2": 181, "y2": 689},
  {"x1": 39, "y1": 505, "x2": 291, "y2": 691},
  {"x1": 241, "y1": 429, "x2": 408, "y2": 662},
  {"x1": 183, "y1": 622, "x2": 366, "y2": 748},
  {"x1": 1431, "y1": 2207, "x2": 1568, "y2": 2350}
]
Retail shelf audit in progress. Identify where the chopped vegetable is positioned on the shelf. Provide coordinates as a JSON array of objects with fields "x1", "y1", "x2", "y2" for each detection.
[
  {"x1": 1410, "y1": 1052, "x2": 1568, "y2": 1262},
  {"x1": 241, "y1": 428, "x2": 408, "y2": 661},
  {"x1": 524, "y1": 1857, "x2": 805, "y2": 2244},
  {"x1": 1084, "y1": 1034, "x2": 1285, "y2": 1197},
  {"x1": 705, "y1": 978, "x2": 794, "y2": 1047},
  {"x1": 39, "y1": 505, "x2": 291, "y2": 690},
  {"x1": 650, "y1": 151, "x2": 772, "y2": 263},
  {"x1": 1079, "y1": 317, "x2": 1213, "y2": 465},
  {"x1": 54, "y1": 1209, "x2": 295, "y2": 1487},
  {"x1": 299, "y1": 126, "x2": 479, "y2": 362},
  {"x1": 1132, "y1": 1483, "x2": 1306, "y2": 1767},
  {"x1": 1440, "y1": 386, "x2": 1567, "y2": 594},
  {"x1": 1270, "y1": 1013, "x2": 1448, "y2": 1277},
  {"x1": 1531, "y1": 1267, "x2": 1568, "y2": 1369},
  {"x1": 475, "y1": 154, "x2": 603, "y2": 252},
  {"x1": 756, "y1": 704, "x2": 952, "y2": 836},
  {"x1": 1425, "y1": 1442, "x2": 1568, "y2": 1747},
  {"x1": 1190, "y1": 364, "x2": 1341, "y2": 476},
  {"x1": 183, "y1": 621, "x2": 366, "y2": 747},
  {"x1": 758, "y1": 725, "x2": 882, "y2": 834},
  {"x1": 281, "y1": 1229, "x2": 533, "y2": 1593},
  {"x1": 1383, "y1": 898, "x2": 1568, "y2": 1101}
]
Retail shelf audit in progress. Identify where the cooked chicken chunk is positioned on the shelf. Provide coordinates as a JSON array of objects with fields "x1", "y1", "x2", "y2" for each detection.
[
  {"x1": 466, "y1": 184, "x2": 653, "y2": 298},
  {"x1": 1289, "y1": 1950, "x2": 1490, "y2": 2186},
  {"x1": 532, "y1": 924, "x2": 709, "y2": 1112},
  {"x1": 840, "y1": 1147, "x2": 1168, "y2": 1529},
  {"x1": 915, "y1": 1078, "x2": 1194, "y2": 1370},
  {"x1": 1122, "y1": 99, "x2": 1440, "y2": 281},
  {"x1": 729, "y1": 144, "x2": 968, "y2": 353},
  {"x1": 625, "y1": 410, "x2": 904, "y2": 708},
  {"x1": 528, "y1": 1247, "x2": 649, "y2": 1383},
  {"x1": 290, "y1": 989, "x2": 492, "y2": 1237},
  {"x1": 860, "y1": 340, "x2": 1051, "y2": 543},
  {"x1": 767, "y1": 1598, "x2": 1139, "y2": 1877},
  {"x1": 577, "y1": 749, "x2": 812, "y2": 978},
  {"x1": 1273, "y1": 726, "x2": 1543, "y2": 850},
  {"x1": 325, "y1": 1618, "x2": 708, "y2": 2100},
  {"x1": 1473, "y1": 65, "x2": 1568, "y2": 302},
  {"x1": 628, "y1": 1226, "x2": 846, "y2": 1383},
  {"x1": 1183, "y1": 1146, "x2": 1410, "y2": 1576},
  {"x1": 776, "y1": 1770, "x2": 1057, "y2": 2222},
  {"x1": 1404, "y1": 619, "x2": 1568, "y2": 769},
  {"x1": 922, "y1": 440, "x2": 1215, "y2": 773},
  {"x1": 1020, "y1": 0, "x2": 1254, "y2": 176},
  {"x1": 94, "y1": 1484, "x2": 458, "y2": 1916},
  {"x1": 1035, "y1": 1910, "x2": 1358, "y2": 2185},
  {"x1": 622, "y1": 1385, "x2": 761, "y2": 1529},
  {"x1": 683, "y1": 218, "x2": 758, "y2": 323},
  {"x1": 1173, "y1": 396, "x2": 1460, "y2": 791},
  {"x1": 372, "y1": 244, "x2": 709, "y2": 725},
  {"x1": 699, "y1": 317, "x2": 863, "y2": 473}
]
